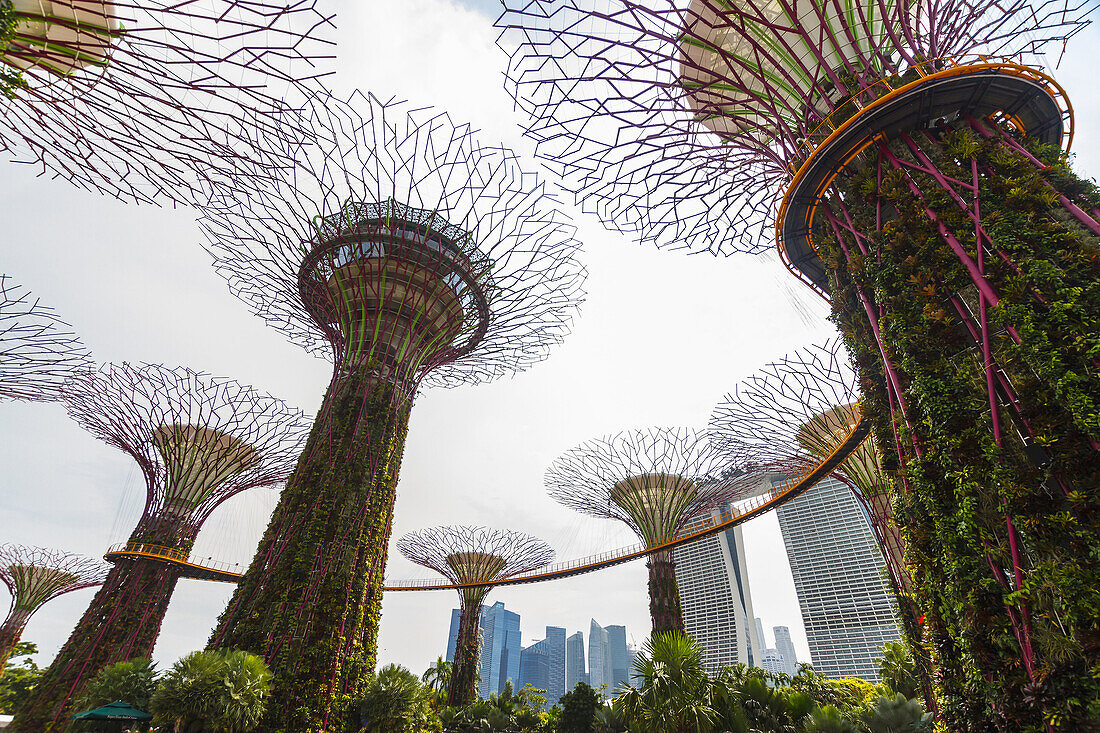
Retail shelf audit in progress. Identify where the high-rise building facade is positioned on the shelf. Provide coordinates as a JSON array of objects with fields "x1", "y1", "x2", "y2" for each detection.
[
  {"x1": 445, "y1": 607, "x2": 463, "y2": 663},
  {"x1": 519, "y1": 638, "x2": 550, "y2": 694},
  {"x1": 479, "y1": 601, "x2": 522, "y2": 697},
  {"x1": 674, "y1": 506, "x2": 762, "y2": 675},
  {"x1": 545, "y1": 626, "x2": 566, "y2": 703},
  {"x1": 773, "y1": 626, "x2": 799, "y2": 676},
  {"x1": 760, "y1": 647, "x2": 786, "y2": 676},
  {"x1": 566, "y1": 631, "x2": 587, "y2": 690},
  {"x1": 587, "y1": 619, "x2": 613, "y2": 690},
  {"x1": 605, "y1": 625, "x2": 629, "y2": 691},
  {"x1": 774, "y1": 475, "x2": 901, "y2": 682}
]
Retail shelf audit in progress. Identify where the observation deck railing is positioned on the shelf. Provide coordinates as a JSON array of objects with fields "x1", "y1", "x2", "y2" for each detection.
[{"x1": 103, "y1": 542, "x2": 248, "y2": 583}]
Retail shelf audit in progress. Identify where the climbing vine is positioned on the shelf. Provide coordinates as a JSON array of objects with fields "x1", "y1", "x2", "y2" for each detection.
[
  {"x1": 816, "y1": 121, "x2": 1100, "y2": 731},
  {"x1": 208, "y1": 365, "x2": 412, "y2": 733},
  {"x1": 0, "y1": 0, "x2": 27, "y2": 99}
]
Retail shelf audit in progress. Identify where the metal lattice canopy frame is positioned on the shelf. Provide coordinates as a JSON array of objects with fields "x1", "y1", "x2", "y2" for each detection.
[
  {"x1": 708, "y1": 339, "x2": 913, "y2": 591},
  {"x1": 65, "y1": 362, "x2": 311, "y2": 545},
  {"x1": 545, "y1": 426, "x2": 740, "y2": 633},
  {"x1": 0, "y1": 0, "x2": 335, "y2": 205},
  {"x1": 398, "y1": 526, "x2": 554, "y2": 706},
  {"x1": 202, "y1": 90, "x2": 586, "y2": 393},
  {"x1": 9, "y1": 363, "x2": 308, "y2": 732},
  {"x1": 0, "y1": 545, "x2": 106, "y2": 673},
  {"x1": 497, "y1": 0, "x2": 1088, "y2": 256},
  {"x1": 200, "y1": 90, "x2": 585, "y2": 732},
  {"x1": 0, "y1": 274, "x2": 92, "y2": 402}
]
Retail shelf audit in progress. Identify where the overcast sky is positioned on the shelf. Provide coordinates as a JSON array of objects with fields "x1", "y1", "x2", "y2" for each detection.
[{"x1": 2, "y1": 0, "x2": 1098, "y2": 681}]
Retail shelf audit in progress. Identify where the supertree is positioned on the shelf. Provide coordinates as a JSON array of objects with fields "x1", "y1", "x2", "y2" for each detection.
[
  {"x1": 0, "y1": 274, "x2": 92, "y2": 402},
  {"x1": 545, "y1": 427, "x2": 737, "y2": 634},
  {"x1": 397, "y1": 526, "x2": 555, "y2": 706},
  {"x1": 0, "y1": 0, "x2": 333, "y2": 205},
  {"x1": 0, "y1": 545, "x2": 106, "y2": 676},
  {"x1": 499, "y1": 1, "x2": 1100, "y2": 725},
  {"x1": 199, "y1": 90, "x2": 585, "y2": 731},
  {"x1": 9, "y1": 363, "x2": 309, "y2": 732},
  {"x1": 708, "y1": 339, "x2": 935, "y2": 708}
]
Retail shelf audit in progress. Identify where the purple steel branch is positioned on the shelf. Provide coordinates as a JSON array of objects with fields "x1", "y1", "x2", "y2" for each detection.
[
  {"x1": 497, "y1": 0, "x2": 1087, "y2": 253},
  {"x1": 63, "y1": 362, "x2": 310, "y2": 543},
  {"x1": 0, "y1": 0, "x2": 335, "y2": 206},
  {"x1": 0, "y1": 545, "x2": 107, "y2": 673},
  {"x1": 201, "y1": 90, "x2": 586, "y2": 394},
  {"x1": 0, "y1": 274, "x2": 92, "y2": 402}
]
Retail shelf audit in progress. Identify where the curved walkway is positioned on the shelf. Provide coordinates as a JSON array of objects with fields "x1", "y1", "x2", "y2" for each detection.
[{"x1": 105, "y1": 412, "x2": 870, "y2": 590}]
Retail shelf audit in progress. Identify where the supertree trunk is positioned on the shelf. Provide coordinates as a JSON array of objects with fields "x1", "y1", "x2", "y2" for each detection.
[
  {"x1": 818, "y1": 119, "x2": 1100, "y2": 729},
  {"x1": 209, "y1": 367, "x2": 411, "y2": 732},
  {"x1": 647, "y1": 551, "x2": 684, "y2": 635},
  {"x1": 0, "y1": 610, "x2": 31, "y2": 674},
  {"x1": 10, "y1": 558, "x2": 181, "y2": 731},
  {"x1": 448, "y1": 600, "x2": 485, "y2": 707}
]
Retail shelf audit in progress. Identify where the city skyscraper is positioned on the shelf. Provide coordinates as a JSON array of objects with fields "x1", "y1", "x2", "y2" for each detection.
[
  {"x1": 774, "y1": 475, "x2": 901, "y2": 681},
  {"x1": 605, "y1": 625, "x2": 630, "y2": 691},
  {"x1": 774, "y1": 626, "x2": 799, "y2": 677},
  {"x1": 545, "y1": 626, "x2": 566, "y2": 703},
  {"x1": 566, "y1": 631, "x2": 587, "y2": 690},
  {"x1": 587, "y1": 619, "x2": 613, "y2": 690},
  {"x1": 478, "y1": 601, "x2": 522, "y2": 697},
  {"x1": 674, "y1": 505, "x2": 763, "y2": 674},
  {"x1": 760, "y1": 647, "x2": 786, "y2": 676},
  {"x1": 754, "y1": 618, "x2": 767, "y2": 651},
  {"x1": 519, "y1": 638, "x2": 550, "y2": 694},
  {"x1": 518, "y1": 626, "x2": 567, "y2": 703},
  {"x1": 445, "y1": 607, "x2": 463, "y2": 663}
]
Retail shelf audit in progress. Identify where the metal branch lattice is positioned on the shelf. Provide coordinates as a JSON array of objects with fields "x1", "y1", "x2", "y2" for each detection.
[
  {"x1": 398, "y1": 525, "x2": 556, "y2": 588},
  {"x1": 0, "y1": 545, "x2": 106, "y2": 672},
  {"x1": 0, "y1": 275, "x2": 92, "y2": 402},
  {"x1": 63, "y1": 362, "x2": 310, "y2": 543},
  {"x1": 201, "y1": 90, "x2": 586, "y2": 393},
  {"x1": 399, "y1": 526, "x2": 553, "y2": 707},
  {"x1": 708, "y1": 339, "x2": 910, "y2": 588},
  {"x1": 0, "y1": 545, "x2": 106, "y2": 616},
  {"x1": 0, "y1": 0, "x2": 335, "y2": 205},
  {"x1": 545, "y1": 427, "x2": 741, "y2": 548},
  {"x1": 497, "y1": 0, "x2": 1089, "y2": 254}
]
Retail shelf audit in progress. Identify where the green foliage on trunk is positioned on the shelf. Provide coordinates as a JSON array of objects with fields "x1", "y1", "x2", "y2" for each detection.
[
  {"x1": 817, "y1": 122, "x2": 1100, "y2": 730},
  {"x1": 0, "y1": 0, "x2": 28, "y2": 99},
  {"x1": 209, "y1": 367, "x2": 412, "y2": 732},
  {"x1": 150, "y1": 649, "x2": 272, "y2": 732},
  {"x1": 9, "y1": 559, "x2": 182, "y2": 732}
]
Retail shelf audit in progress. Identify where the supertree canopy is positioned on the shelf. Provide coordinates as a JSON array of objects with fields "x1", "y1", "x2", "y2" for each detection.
[
  {"x1": 0, "y1": 274, "x2": 92, "y2": 402},
  {"x1": 397, "y1": 526, "x2": 555, "y2": 707},
  {"x1": 0, "y1": 0, "x2": 334, "y2": 205},
  {"x1": 708, "y1": 339, "x2": 934, "y2": 707},
  {"x1": 545, "y1": 427, "x2": 736, "y2": 634},
  {"x1": 10, "y1": 363, "x2": 309, "y2": 732},
  {"x1": 0, "y1": 545, "x2": 106, "y2": 675},
  {"x1": 200, "y1": 90, "x2": 585, "y2": 731},
  {"x1": 500, "y1": 1, "x2": 1100, "y2": 726}
]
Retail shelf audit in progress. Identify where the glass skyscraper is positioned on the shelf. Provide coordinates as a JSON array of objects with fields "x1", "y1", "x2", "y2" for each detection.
[
  {"x1": 674, "y1": 506, "x2": 762, "y2": 675},
  {"x1": 545, "y1": 626, "x2": 566, "y2": 703},
  {"x1": 479, "y1": 601, "x2": 522, "y2": 697},
  {"x1": 605, "y1": 625, "x2": 629, "y2": 691},
  {"x1": 519, "y1": 638, "x2": 550, "y2": 694},
  {"x1": 566, "y1": 630, "x2": 587, "y2": 690},
  {"x1": 774, "y1": 475, "x2": 901, "y2": 681},
  {"x1": 773, "y1": 625, "x2": 799, "y2": 676},
  {"x1": 587, "y1": 619, "x2": 612, "y2": 691}
]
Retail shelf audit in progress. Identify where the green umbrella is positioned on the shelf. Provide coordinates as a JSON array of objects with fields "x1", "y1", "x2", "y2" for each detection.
[{"x1": 70, "y1": 700, "x2": 153, "y2": 721}]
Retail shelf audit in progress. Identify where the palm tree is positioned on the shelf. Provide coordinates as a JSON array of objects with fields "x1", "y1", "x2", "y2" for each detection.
[
  {"x1": 859, "y1": 693, "x2": 933, "y2": 733},
  {"x1": 150, "y1": 649, "x2": 271, "y2": 732},
  {"x1": 72, "y1": 658, "x2": 158, "y2": 716},
  {"x1": 421, "y1": 655, "x2": 452, "y2": 693},
  {"x1": 876, "y1": 642, "x2": 920, "y2": 700},
  {"x1": 357, "y1": 664, "x2": 434, "y2": 733},
  {"x1": 614, "y1": 631, "x2": 715, "y2": 733}
]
